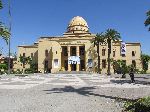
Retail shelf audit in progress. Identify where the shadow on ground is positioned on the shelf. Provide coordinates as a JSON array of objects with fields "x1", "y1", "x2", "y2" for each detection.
[
  {"x1": 134, "y1": 76, "x2": 149, "y2": 79},
  {"x1": 43, "y1": 86, "x2": 137, "y2": 101},
  {"x1": 110, "y1": 79, "x2": 150, "y2": 85}
]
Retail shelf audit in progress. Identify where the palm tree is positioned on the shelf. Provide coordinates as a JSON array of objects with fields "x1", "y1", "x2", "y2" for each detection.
[
  {"x1": 0, "y1": 0, "x2": 10, "y2": 44},
  {"x1": 104, "y1": 29, "x2": 121, "y2": 75},
  {"x1": 92, "y1": 33, "x2": 106, "y2": 73},
  {"x1": 144, "y1": 10, "x2": 150, "y2": 31}
]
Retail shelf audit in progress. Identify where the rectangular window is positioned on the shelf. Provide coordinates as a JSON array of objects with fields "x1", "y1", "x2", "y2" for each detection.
[
  {"x1": 54, "y1": 59, "x2": 59, "y2": 68},
  {"x1": 121, "y1": 54, "x2": 126, "y2": 57},
  {"x1": 132, "y1": 51, "x2": 135, "y2": 56},
  {"x1": 31, "y1": 53, "x2": 33, "y2": 58},
  {"x1": 102, "y1": 49, "x2": 105, "y2": 56},
  {"x1": 102, "y1": 59, "x2": 106, "y2": 68},
  {"x1": 88, "y1": 59, "x2": 93, "y2": 68},
  {"x1": 113, "y1": 51, "x2": 115, "y2": 57},
  {"x1": 44, "y1": 60, "x2": 48, "y2": 69},
  {"x1": 23, "y1": 53, "x2": 25, "y2": 57},
  {"x1": 45, "y1": 50, "x2": 48, "y2": 57},
  {"x1": 132, "y1": 60, "x2": 136, "y2": 68},
  {"x1": 80, "y1": 46, "x2": 85, "y2": 55}
]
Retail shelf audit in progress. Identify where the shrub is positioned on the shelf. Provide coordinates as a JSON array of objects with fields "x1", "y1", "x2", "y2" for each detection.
[
  {"x1": 0, "y1": 70, "x2": 8, "y2": 75},
  {"x1": 124, "y1": 96, "x2": 150, "y2": 112},
  {"x1": 24, "y1": 68, "x2": 34, "y2": 74},
  {"x1": 134, "y1": 69, "x2": 140, "y2": 74},
  {"x1": 0, "y1": 70, "x2": 4, "y2": 75},
  {"x1": 0, "y1": 63, "x2": 7, "y2": 70},
  {"x1": 10, "y1": 70, "x2": 16, "y2": 74},
  {"x1": 138, "y1": 70, "x2": 146, "y2": 74},
  {"x1": 15, "y1": 69, "x2": 23, "y2": 74}
]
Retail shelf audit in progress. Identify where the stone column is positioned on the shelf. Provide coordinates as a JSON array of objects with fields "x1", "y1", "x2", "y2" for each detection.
[
  {"x1": 68, "y1": 46, "x2": 71, "y2": 71},
  {"x1": 76, "y1": 46, "x2": 80, "y2": 71}
]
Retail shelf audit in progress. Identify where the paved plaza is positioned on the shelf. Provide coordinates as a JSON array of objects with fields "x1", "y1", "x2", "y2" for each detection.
[{"x1": 0, "y1": 74, "x2": 150, "y2": 112}]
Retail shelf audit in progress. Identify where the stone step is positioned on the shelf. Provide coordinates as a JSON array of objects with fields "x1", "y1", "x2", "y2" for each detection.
[{"x1": 55, "y1": 71, "x2": 91, "y2": 74}]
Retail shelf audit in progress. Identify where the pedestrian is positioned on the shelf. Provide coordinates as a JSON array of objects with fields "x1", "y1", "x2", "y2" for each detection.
[{"x1": 129, "y1": 68, "x2": 135, "y2": 83}]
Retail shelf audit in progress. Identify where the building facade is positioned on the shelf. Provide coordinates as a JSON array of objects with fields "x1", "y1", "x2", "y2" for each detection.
[{"x1": 14, "y1": 16, "x2": 142, "y2": 74}]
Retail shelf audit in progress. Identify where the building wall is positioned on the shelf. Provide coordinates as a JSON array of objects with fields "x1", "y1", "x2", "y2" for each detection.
[
  {"x1": 15, "y1": 36, "x2": 142, "y2": 74},
  {"x1": 58, "y1": 36, "x2": 95, "y2": 72},
  {"x1": 14, "y1": 46, "x2": 38, "y2": 71},
  {"x1": 14, "y1": 16, "x2": 142, "y2": 74},
  {"x1": 38, "y1": 39, "x2": 62, "y2": 73},
  {"x1": 98, "y1": 42, "x2": 142, "y2": 74},
  {"x1": 112, "y1": 43, "x2": 141, "y2": 69}
]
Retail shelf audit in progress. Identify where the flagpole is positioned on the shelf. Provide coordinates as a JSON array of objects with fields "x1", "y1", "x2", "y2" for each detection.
[{"x1": 8, "y1": 0, "x2": 11, "y2": 75}]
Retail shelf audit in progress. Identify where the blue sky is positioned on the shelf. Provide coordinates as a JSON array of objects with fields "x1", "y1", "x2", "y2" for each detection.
[{"x1": 0, "y1": 0, "x2": 150, "y2": 55}]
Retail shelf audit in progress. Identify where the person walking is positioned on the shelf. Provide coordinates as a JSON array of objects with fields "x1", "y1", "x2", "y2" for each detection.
[{"x1": 129, "y1": 68, "x2": 135, "y2": 83}]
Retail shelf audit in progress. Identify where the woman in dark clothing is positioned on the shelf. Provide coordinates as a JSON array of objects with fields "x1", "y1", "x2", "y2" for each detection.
[{"x1": 129, "y1": 68, "x2": 135, "y2": 83}]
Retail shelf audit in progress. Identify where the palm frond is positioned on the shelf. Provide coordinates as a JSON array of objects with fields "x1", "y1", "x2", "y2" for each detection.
[
  {"x1": 0, "y1": 24, "x2": 10, "y2": 44},
  {"x1": 145, "y1": 10, "x2": 150, "y2": 31},
  {"x1": 105, "y1": 29, "x2": 121, "y2": 41},
  {"x1": 146, "y1": 10, "x2": 150, "y2": 16},
  {"x1": 96, "y1": 33, "x2": 106, "y2": 45},
  {"x1": 144, "y1": 17, "x2": 150, "y2": 26},
  {"x1": 0, "y1": 0, "x2": 2, "y2": 9}
]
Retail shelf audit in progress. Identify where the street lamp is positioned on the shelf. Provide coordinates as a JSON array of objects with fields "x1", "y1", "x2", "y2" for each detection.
[{"x1": 8, "y1": 0, "x2": 11, "y2": 75}]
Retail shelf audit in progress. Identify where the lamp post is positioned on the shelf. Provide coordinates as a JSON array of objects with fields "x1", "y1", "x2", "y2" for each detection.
[{"x1": 8, "y1": 0, "x2": 11, "y2": 75}]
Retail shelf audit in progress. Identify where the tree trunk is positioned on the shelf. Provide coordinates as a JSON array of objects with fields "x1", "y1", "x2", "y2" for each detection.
[
  {"x1": 97, "y1": 43, "x2": 100, "y2": 74},
  {"x1": 107, "y1": 39, "x2": 111, "y2": 75}
]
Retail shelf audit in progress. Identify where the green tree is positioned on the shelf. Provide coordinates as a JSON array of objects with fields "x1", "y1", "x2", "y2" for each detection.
[
  {"x1": 144, "y1": 10, "x2": 150, "y2": 31},
  {"x1": 0, "y1": 0, "x2": 10, "y2": 44},
  {"x1": 19, "y1": 56, "x2": 31, "y2": 69},
  {"x1": 112, "y1": 60, "x2": 127, "y2": 72},
  {"x1": 19, "y1": 56, "x2": 38, "y2": 73},
  {"x1": 104, "y1": 29, "x2": 121, "y2": 75},
  {"x1": 141, "y1": 54, "x2": 150, "y2": 73},
  {"x1": 112, "y1": 59, "x2": 134, "y2": 78},
  {"x1": 92, "y1": 33, "x2": 106, "y2": 73},
  {"x1": 29, "y1": 59, "x2": 38, "y2": 73}
]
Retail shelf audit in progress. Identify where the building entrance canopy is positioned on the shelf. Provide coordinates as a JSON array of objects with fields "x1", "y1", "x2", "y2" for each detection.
[{"x1": 68, "y1": 56, "x2": 80, "y2": 64}]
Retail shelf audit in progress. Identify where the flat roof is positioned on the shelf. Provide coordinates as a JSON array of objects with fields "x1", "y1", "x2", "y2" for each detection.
[{"x1": 18, "y1": 45, "x2": 38, "y2": 48}]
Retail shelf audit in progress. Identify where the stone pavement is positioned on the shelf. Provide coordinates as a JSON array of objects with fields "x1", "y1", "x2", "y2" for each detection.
[
  {"x1": 0, "y1": 74, "x2": 150, "y2": 112},
  {"x1": 0, "y1": 74, "x2": 149, "y2": 89}
]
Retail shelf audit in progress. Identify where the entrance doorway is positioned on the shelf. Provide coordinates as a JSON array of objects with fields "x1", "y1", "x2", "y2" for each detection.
[
  {"x1": 64, "y1": 60, "x2": 68, "y2": 71},
  {"x1": 71, "y1": 64, "x2": 76, "y2": 71},
  {"x1": 80, "y1": 60, "x2": 85, "y2": 71}
]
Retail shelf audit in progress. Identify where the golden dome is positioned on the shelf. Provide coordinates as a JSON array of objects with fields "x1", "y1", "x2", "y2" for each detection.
[{"x1": 67, "y1": 16, "x2": 89, "y2": 33}]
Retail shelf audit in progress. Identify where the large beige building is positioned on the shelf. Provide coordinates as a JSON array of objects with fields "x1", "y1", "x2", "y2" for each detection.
[{"x1": 14, "y1": 16, "x2": 142, "y2": 74}]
